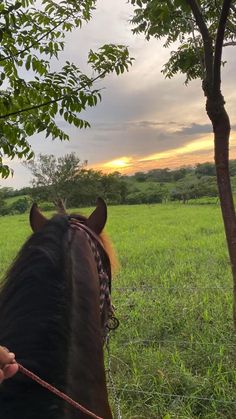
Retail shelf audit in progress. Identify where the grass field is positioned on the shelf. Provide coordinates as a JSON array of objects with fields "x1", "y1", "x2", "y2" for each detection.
[{"x1": 1, "y1": 203, "x2": 236, "y2": 418}]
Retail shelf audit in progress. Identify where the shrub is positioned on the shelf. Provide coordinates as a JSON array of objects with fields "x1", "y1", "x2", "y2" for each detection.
[{"x1": 8, "y1": 197, "x2": 31, "y2": 214}]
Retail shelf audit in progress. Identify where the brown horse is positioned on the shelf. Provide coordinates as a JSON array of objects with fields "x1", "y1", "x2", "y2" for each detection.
[{"x1": 0, "y1": 198, "x2": 115, "y2": 419}]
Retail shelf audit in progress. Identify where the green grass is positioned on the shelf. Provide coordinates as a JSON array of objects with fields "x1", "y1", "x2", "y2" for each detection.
[{"x1": 1, "y1": 204, "x2": 236, "y2": 418}]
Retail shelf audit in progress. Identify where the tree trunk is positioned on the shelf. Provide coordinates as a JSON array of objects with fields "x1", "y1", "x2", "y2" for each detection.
[{"x1": 207, "y1": 96, "x2": 236, "y2": 325}]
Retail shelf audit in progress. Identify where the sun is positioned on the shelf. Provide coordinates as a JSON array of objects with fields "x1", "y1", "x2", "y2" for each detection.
[{"x1": 103, "y1": 157, "x2": 132, "y2": 170}]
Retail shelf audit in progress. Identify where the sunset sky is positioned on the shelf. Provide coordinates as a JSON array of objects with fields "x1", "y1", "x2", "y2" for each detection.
[{"x1": 2, "y1": 0, "x2": 236, "y2": 188}]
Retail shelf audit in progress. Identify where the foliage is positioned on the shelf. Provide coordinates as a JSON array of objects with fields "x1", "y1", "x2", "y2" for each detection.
[
  {"x1": 24, "y1": 152, "x2": 85, "y2": 204},
  {"x1": 0, "y1": 0, "x2": 133, "y2": 177},
  {"x1": 8, "y1": 196, "x2": 31, "y2": 214},
  {"x1": 195, "y1": 161, "x2": 216, "y2": 177},
  {"x1": 7, "y1": 158, "x2": 236, "y2": 210},
  {"x1": 131, "y1": 162, "x2": 216, "y2": 181},
  {"x1": 126, "y1": 186, "x2": 167, "y2": 204},
  {"x1": 3, "y1": 158, "x2": 231, "y2": 210},
  {"x1": 130, "y1": 0, "x2": 236, "y2": 84},
  {"x1": 20, "y1": 155, "x2": 229, "y2": 207},
  {"x1": 24, "y1": 154, "x2": 129, "y2": 207},
  {"x1": 0, "y1": 191, "x2": 30, "y2": 215},
  {"x1": 100, "y1": 172, "x2": 128, "y2": 204},
  {"x1": 0, "y1": 186, "x2": 14, "y2": 198},
  {"x1": 170, "y1": 175, "x2": 218, "y2": 203},
  {"x1": 0, "y1": 189, "x2": 7, "y2": 215}
]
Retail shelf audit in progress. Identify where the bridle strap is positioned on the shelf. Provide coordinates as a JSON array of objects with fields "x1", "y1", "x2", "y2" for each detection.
[
  {"x1": 69, "y1": 219, "x2": 112, "y2": 290},
  {"x1": 69, "y1": 218, "x2": 117, "y2": 337},
  {"x1": 69, "y1": 219, "x2": 109, "y2": 261}
]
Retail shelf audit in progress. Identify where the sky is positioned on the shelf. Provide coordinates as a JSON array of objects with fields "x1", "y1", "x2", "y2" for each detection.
[{"x1": 2, "y1": 0, "x2": 236, "y2": 189}]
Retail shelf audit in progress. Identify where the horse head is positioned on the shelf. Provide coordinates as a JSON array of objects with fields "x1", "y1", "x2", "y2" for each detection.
[{"x1": 0, "y1": 198, "x2": 114, "y2": 419}]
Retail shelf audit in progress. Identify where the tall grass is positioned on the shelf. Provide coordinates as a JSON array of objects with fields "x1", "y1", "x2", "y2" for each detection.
[{"x1": 1, "y1": 204, "x2": 236, "y2": 418}]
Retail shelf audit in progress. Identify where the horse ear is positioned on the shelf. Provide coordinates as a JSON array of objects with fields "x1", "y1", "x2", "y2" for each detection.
[
  {"x1": 30, "y1": 203, "x2": 48, "y2": 232},
  {"x1": 87, "y1": 197, "x2": 107, "y2": 235}
]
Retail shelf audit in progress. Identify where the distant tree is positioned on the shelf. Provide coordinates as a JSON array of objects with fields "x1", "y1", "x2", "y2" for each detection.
[
  {"x1": 0, "y1": 0, "x2": 133, "y2": 178},
  {"x1": 170, "y1": 180, "x2": 192, "y2": 204},
  {"x1": 101, "y1": 172, "x2": 128, "y2": 204},
  {"x1": 0, "y1": 187, "x2": 14, "y2": 198},
  {"x1": 0, "y1": 188, "x2": 8, "y2": 215},
  {"x1": 131, "y1": 0, "x2": 236, "y2": 323},
  {"x1": 134, "y1": 172, "x2": 147, "y2": 182},
  {"x1": 126, "y1": 183, "x2": 167, "y2": 204},
  {"x1": 171, "y1": 175, "x2": 218, "y2": 203},
  {"x1": 196, "y1": 176, "x2": 218, "y2": 197},
  {"x1": 147, "y1": 168, "x2": 172, "y2": 182},
  {"x1": 68, "y1": 169, "x2": 104, "y2": 207},
  {"x1": 0, "y1": 190, "x2": 5, "y2": 211},
  {"x1": 171, "y1": 167, "x2": 192, "y2": 181},
  {"x1": 159, "y1": 183, "x2": 170, "y2": 203},
  {"x1": 25, "y1": 156, "x2": 130, "y2": 208},
  {"x1": 14, "y1": 187, "x2": 33, "y2": 197},
  {"x1": 195, "y1": 162, "x2": 216, "y2": 177},
  {"x1": 125, "y1": 191, "x2": 146, "y2": 205},
  {"x1": 145, "y1": 189, "x2": 165, "y2": 203},
  {"x1": 9, "y1": 197, "x2": 31, "y2": 214},
  {"x1": 25, "y1": 153, "x2": 85, "y2": 207}
]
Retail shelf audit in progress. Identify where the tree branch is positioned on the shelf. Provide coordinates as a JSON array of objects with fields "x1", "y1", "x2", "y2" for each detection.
[
  {"x1": 214, "y1": 0, "x2": 232, "y2": 94},
  {"x1": 186, "y1": 0, "x2": 214, "y2": 92},
  {"x1": 188, "y1": 18, "x2": 205, "y2": 77},
  {"x1": 223, "y1": 41, "x2": 236, "y2": 46},
  {"x1": 230, "y1": 4, "x2": 236, "y2": 13},
  {"x1": 0, "y1": 16, "x2": 68, "y2": 63},
  {"x1": 226, "y1": 20, "x2": 236, "y2": 36},
  {"x1": 0, "y1": 72, "x2": 106, "y2": 120}
]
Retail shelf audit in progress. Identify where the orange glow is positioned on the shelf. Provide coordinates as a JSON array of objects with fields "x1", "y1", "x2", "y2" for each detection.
[
  {"x1": 103, "y1": 157, "x2": 132, "y2": 169},
  {"x1": 91, "y1": 131, "x2": 236, "y2": 174},
  {"x1": 140, "y1": 136, "x2": 213, "y2": 163}
]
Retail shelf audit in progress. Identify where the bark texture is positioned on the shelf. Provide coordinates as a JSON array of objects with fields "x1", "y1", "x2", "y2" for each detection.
[{"x1": 206, "y1": 94, "x2": 236, "y2": 324}]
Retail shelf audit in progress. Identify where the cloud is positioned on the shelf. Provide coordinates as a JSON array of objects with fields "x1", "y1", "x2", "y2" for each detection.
[
  {"x1": 174, "y1": 123, "x2": 213, "y2": 136},
  {"x1": 93, "y1": 132, "x2": 236, "y2": 174}
]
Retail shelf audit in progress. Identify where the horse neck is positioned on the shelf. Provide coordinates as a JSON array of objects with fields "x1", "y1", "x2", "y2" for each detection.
[
  {"x1": 65, "y1": 229, "x2": 112, "y2": 419},
  {"x1": 0, "y1": 218, "x2": 71, "y2": 419}
]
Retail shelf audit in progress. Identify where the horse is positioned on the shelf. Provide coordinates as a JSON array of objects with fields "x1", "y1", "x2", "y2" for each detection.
[{"x1": 0, "y1": 198, "x2": 116, "y2": 419}]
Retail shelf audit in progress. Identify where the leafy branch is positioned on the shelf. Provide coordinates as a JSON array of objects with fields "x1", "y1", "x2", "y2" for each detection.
[
  {"x1": 186, "y1": 0, "x2": 214, "y2": 90},
  {"x1": 214, "y1": 0, "x2": 232, "y2": 94},
  {"x1": 0, "y1": 16, "x2": 69, "y2": 63}
]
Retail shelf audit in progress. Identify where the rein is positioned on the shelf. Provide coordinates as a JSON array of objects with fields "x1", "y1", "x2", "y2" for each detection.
[
  {"x1": 17, "y1": 363, "x2": 103, "y2": 419},
  {"x1": 16, "y1": 219, "x2": 119, "y2": 418}
]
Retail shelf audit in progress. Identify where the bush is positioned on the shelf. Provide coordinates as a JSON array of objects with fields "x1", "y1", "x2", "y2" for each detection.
[
  {"x1": 0, "y1": 202, "x2": 8, "y2": 216},
  {"x1": 125, "y1": 191, "x2": 146, "y2": 204},
  {"x1": 9, "y1": 197, "x2": 31, "y2": 214},
  {"x1": 126, "y1": 190, "x2": 164, "y2": 204},
  {"x1": 39, "y1": 202, "x2": 55, "y2": 211}
]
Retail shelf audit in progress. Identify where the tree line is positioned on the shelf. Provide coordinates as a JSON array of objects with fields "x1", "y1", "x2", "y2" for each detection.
[{"x1": 2, "y1": 154, "x2": 236, "y2": 215}]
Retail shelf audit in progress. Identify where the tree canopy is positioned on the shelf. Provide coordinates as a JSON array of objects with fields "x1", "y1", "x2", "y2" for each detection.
[
  {"x1": 24, "y1": 153, "x2": 86, "y2": 206},
  {"x1": 0, "y1": 0, "x2": 133, "y2": 177},
  {"x1": 130, "y1": 0, "x2": 236, "y2": 84}
]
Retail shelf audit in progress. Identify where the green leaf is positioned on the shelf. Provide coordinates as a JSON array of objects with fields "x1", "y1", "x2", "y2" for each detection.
[{"x1": 0, "y1": 1, "x2": 132, "y2": 177}]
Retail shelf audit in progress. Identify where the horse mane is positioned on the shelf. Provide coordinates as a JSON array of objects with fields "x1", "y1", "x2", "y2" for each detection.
[
  {"x1": 0, "y1": 215, "x2": 71, "y2": 409},
  {"x1": 99, "y1": 232, "x2": 119, "y2": 274}
]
